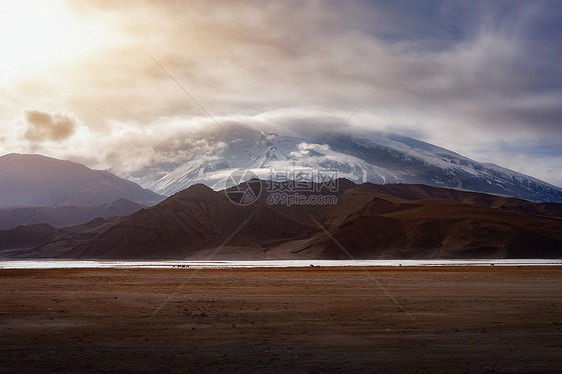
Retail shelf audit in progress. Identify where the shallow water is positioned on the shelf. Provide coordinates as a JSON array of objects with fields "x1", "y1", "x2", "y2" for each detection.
[{"x1": 0, "y1": 259, "x2": 561, "y2": 269}]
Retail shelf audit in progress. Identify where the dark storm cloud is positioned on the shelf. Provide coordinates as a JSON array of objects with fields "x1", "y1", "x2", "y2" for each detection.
[{"x1": 32, "y1": 0, "x2": 562, "y2": 140}]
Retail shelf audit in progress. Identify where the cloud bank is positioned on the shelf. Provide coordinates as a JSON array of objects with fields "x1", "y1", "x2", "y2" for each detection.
[{"x1": 0, "y1": 0, "x2": 560, "y2": 186}]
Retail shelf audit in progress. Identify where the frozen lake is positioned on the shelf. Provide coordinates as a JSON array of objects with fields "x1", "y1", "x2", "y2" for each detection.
[{"x1": 0, "y1": 259, "x2": 561, "y2": 269}]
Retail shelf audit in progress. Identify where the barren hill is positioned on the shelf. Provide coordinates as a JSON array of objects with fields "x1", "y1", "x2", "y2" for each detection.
[{"x1": 1, "y1": 180, "x2": 560, "y2": 259}]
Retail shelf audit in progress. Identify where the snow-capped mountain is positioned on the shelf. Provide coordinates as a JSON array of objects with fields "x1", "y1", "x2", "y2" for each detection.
[{"x1": 147, "y1": 125, "x2": 562, "y2": 203}]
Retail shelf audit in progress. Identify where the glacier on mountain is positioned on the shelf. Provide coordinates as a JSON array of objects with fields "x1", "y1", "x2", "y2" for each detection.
[{"x1": 143, "y1": 125, "x2": 562, "y2": 203}]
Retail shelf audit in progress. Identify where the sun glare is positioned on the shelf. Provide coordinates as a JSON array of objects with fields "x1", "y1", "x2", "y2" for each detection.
[{"x1": 0, "y1": 0, "x2": 110, "y2": 82}]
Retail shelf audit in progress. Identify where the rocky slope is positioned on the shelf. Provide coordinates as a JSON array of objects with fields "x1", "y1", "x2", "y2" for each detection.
[{"x1": 1, "y1": 180, "x2": 560, "y2": 259}]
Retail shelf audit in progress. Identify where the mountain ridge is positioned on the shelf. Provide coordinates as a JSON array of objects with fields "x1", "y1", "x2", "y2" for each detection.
[
  {"x1": 1, "y1": 179, "x2": 560, "y2": 260},
  {"x1": 142, "y1": 125, "x2": 562, "y2": 203},
  {"x1": 0, "y1": 198, "x2": 145, "y2": 230},
  {"x1": 0, "y1": 153, "x2": 165, "y2": 208}
]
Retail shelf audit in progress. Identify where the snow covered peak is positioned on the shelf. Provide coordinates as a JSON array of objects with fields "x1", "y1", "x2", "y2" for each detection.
[{"x1": 146, "y1": 126, "x2": 562, "y2": 202}]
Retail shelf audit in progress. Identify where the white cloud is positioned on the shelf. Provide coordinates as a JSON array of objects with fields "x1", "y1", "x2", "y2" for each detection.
[{"x1": 0, "y1": 0, "x2": 559, "y2": 187}]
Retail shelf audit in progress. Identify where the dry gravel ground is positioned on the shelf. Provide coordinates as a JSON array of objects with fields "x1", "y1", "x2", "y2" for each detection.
[{"x1": 0, "y1": 267, "x2": 561, "y2": 373}]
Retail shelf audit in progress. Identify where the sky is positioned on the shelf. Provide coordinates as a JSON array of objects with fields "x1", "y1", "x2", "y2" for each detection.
[{"x1": 0, "y1": 0, "x2": 561, "y2": 187}]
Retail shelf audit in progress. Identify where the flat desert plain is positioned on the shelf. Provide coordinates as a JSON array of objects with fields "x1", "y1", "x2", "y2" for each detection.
[{"x1": 1, "y1": 267, "x2": 561, "y2": 373}]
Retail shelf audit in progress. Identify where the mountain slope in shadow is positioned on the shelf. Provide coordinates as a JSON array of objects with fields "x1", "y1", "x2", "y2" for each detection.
[
  {"x1": 1, "y1": 180, "x2": 561, "y2": 259},
  {"x1": 0, "y1": 199, "x2": 145, "y2": 230},
  {"x1": 0, "y1": 153, "x2": 164, "y2": 207}
]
